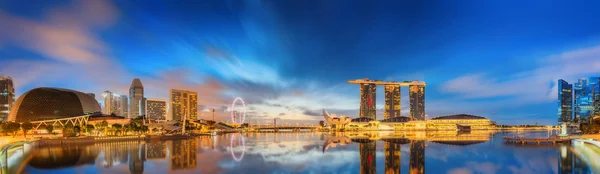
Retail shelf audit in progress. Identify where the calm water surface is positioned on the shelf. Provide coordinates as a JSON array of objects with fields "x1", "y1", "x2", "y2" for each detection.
[{"x1": 19, "y1": 131, "x2": 600, "y2": 174}]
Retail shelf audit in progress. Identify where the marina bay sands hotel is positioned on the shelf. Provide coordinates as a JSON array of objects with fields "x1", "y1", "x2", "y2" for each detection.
[{"x1": 348, "y1": 78, "x2": 426, "y2": 120}]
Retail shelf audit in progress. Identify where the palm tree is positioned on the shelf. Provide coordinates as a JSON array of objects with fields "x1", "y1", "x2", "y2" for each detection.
[
  {"x1": 112, "y1": 124, "x2": 122, "y2": 135},
  {"x1": 21, "y1": 121, "x2": 33, "y2": 138}
]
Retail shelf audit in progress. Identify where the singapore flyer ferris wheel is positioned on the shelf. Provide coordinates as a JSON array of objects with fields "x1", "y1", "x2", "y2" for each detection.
[{"x1": 231, "y1": 97, "x2": 246, "y2": 124}]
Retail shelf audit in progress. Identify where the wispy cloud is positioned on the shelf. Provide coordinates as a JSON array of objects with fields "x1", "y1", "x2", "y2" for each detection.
[{"x1": 441, "y1": 44, "x2": 600, "y2": 104}]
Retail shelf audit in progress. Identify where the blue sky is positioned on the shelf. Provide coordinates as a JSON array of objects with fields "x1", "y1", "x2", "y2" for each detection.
[{"x1": 2, "y1": 0, "x2": 600, "y2": 125}]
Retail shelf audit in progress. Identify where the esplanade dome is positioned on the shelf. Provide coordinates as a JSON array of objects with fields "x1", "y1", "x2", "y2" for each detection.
[{"x1": 8, "y1": 87, "x2": 100, "y2": 122}]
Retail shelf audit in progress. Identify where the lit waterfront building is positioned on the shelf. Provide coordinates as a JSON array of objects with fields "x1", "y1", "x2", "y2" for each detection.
[
  {"x1": 322, "y1": 109, "x2": 352, "y2": 129},
  {"x1": 410, "y1": 85, "x2": 425, "y2": 120},
  {"x1": 0, "y1": 75, "x2": 15, "y2": 121},
  {"x1": 103, "y1": 91, "x2": 124, "y2": 116},
  {"x1": 146, "y1": 98, "x2": 167, "y2": 120},
  {"x1": 129, "y1": 78, "x2": 144, "y2": 118},
  {"x1": 574, "y1": 78, "x2": 593, "y2": 121},
  {"x1": 8, "y1": 87, "x2": 100, "y2": 122},
  {"x1": 120, "y1": 95, "x2": 128, "y2": 117},
  {"x1": 384, "y1": 85, "x2": 401, "y2": 119},
  {"x1": 360, "y1": 83, "x2": 377, "y2": 119},
  {"x1": 591, "y1": 77, "x2": 600, "y2": 117},
  {"x1": 169, "y1": 89, "x2": 198, "y2": 121},
  {"x1": 348, "y1": 78, "x2": 426, "y2": 121},
  {"x1": 558, "y1": 79, "x2": 573, "y2": 124}
]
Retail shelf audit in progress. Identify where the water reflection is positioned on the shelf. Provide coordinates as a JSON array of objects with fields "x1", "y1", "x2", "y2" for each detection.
[
  {"x1": 384, "y1": 142, "x2": 400, "y2": 174},
  {"x1": 169, "y1": 139, "x2": 197, "y2": 170},
  {"x1": 17, "y1": 132, "x2": 598, "y2": 173}
]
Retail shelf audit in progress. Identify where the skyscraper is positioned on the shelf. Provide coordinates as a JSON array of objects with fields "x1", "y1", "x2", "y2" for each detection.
[
  {"x1": 129, "y1": 78, "x2": 144, "y2": 118},
  {"x1": 120, "y1": 95, "x2": 128, "y2": 117},
  {"x1": 0, "y1": 75, "x2": 15, "y2": 121},
  {"x1": 146, "y1": 98, "x2": 167, "y2": 120},
  {"x1": 574, "y1": 78, "x2": 593, "y2": 122},
  {"x1": 410, "y1": 85, "x2": 425, "y2": 120},
  {"x1": 103, "y1": 91, "x2": 114, "y2": 115},
  {"x1": 103, "y1": 91, "x2": 124, "y2": 116},
  {"x1": 591, "y1": 77, "x2": 600, "y2": 117},
  {"x1": 360, "y1": 83, "x2": 377, "y2": 119},
  {"x1": 558, "y1": 79, "x2": 573, "y2": 124},
  {"x1": 169, "y1": 89, "x2": 198, "y2": 121},
  {"x1": 384, "y1": 85, "x2": 401, "y2": 119}
]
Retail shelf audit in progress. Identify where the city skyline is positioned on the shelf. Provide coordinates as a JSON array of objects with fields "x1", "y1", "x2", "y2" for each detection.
[{"x1": 3, "y1": 0, "x2": 600, "y2": 124}]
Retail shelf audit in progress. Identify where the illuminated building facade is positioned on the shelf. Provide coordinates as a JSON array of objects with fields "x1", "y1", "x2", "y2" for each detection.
[
  {"x1": 169, "y1": 89, "x2": 198, "y2": 121},
  {"x1": 410, "y1": 85, "x2": 425, "y2": 120},
  {"x1": 384, "y1": 142, "x2": 401, "y2": 174},
  {"x1": 558, "y1": 79, "x2": 573, "y2": 124},
  {"x1": 359, "y1": 141, "x2": 376, "y2": 174},
  {"x1": 360, "y1": 83, "x2": 377, "y2": 119},
  {"x1": 410, "y1": 140, "x2": 425, "y2": 174},
  {"x1": 120, "y1": 95, "x2": 128, "y2": 117},
  {"x1": 349, "y1": 78, "x2": 425, "y2": 121},
  {"x1": 103, "y1": 91, "x2": 124, "y2": 116},
  {"x1": 146, "y1": 98, "x2": 167, "y2": 120},
  {"x1": 574, "y1": 79, "x2": 593, "y2": 121},
  {"x1": 0, "y1": 75, "x2": 14, "y2": 121},
  {"x1": 170, "y1": 139, "x2": 197, "y2": 170},
  {"x1": 129, "y1": 78, "x2": 144, "y2": 118},
  {"x1": 590, "y1": 77, "x2": 600, "y2": 116},
  {"x1": 8, "y1": 87, "x2": 100, "y2": 122},
  {"x1": 384, "y1": 85, "x2": 401, "y2": 119}
]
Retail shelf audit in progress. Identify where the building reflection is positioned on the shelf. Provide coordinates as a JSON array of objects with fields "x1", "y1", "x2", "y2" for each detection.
[
  {"x1": 27, "y1": 144, "x2": 99, "y2": 169},
  {"x1": 146, "y1": 141, "x2": 167, "y2": 159},
  {"x1": 384, "y1": 142, "x2": 400, "y2": 174},
  {"x1": 169, "y1": 139, "x2": 197, "y2": 170},
  {"x1": 129, "y1": 143, "x2": 146, "y2": 174},
  {"x1": 100, "y1": 142, "x2": 131, "y2": 168},
  {"x1": 359, "y1": 141, "x2": 376, "y2": 174},
  {"x1": 559, "y1": 145, "x2": 589, "y2": 174},
  {"x1": 409, "y1": 141, "x2": 425, "y2": 174}
]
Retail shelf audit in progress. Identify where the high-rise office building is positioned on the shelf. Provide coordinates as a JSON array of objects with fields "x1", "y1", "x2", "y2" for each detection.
[
  {"x1": 591, "y1": 77, "x2": 600, "y2": 117},
  {"x1": 384, "y1": 142, "x2": 400, "y2": 174},
  {"x1": 146, "y1": 98, "x2": 167, "y2": 120},
  {"x1": 120, "y1": 95, "x2": 128, "y2": 117},
  {"x1": 574, "y1": 79, "x2": 593, "y2": 122},
  {"x1": 169, "y1": 89, "x2": 198, "y2": 121},
  {"x1": 140, "y1": 97, "x2": 147, "y2": 117},
  {"x1": 410, "y1": 85, "x2": 425, "y2": 120},
  {"x1": 384, "y1": 85, "x2": 401, "y2": 119},
  {"x1": 0, "y1": 75, "x2": 15, "y2": 121},
  {"x1": 103, "y1": 91, "x2": 114, "y2": 115},
  {"x1": 103, "y1": 91, "x2": 124, "y2": 116},
  {"x1": 360, "y1": 83, "x2": 377, "y2": 119},
  {"x1": 129, "y1": 78, "x2": 144, "y2": 118},
  {"x1": 558, "y1": 79, "x2": 573, "y2": 124}
]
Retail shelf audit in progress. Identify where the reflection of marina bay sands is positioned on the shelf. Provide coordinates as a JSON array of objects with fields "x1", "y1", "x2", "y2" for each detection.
[
  {"x1": 323, "y1": 132, "x2": 491, "y2": 174},
  {"x1": 348, "y1": 78, "x2": 425, "y2": 120}
]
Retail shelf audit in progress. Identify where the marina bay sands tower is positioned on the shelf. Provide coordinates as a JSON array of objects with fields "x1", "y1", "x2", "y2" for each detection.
[{"x1": 349, "y1": 78, "x2": 426, "y2": 120}]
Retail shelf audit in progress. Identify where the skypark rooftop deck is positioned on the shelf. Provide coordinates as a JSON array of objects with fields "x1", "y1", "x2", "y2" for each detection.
[{"x1": 347, "y1": 78, "x2": 426, "y2": 86}]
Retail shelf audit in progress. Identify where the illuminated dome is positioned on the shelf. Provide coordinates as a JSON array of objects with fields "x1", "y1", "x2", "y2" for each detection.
[{"x1": 8, "y1": 87, "x2": 100, "y2": 122}]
